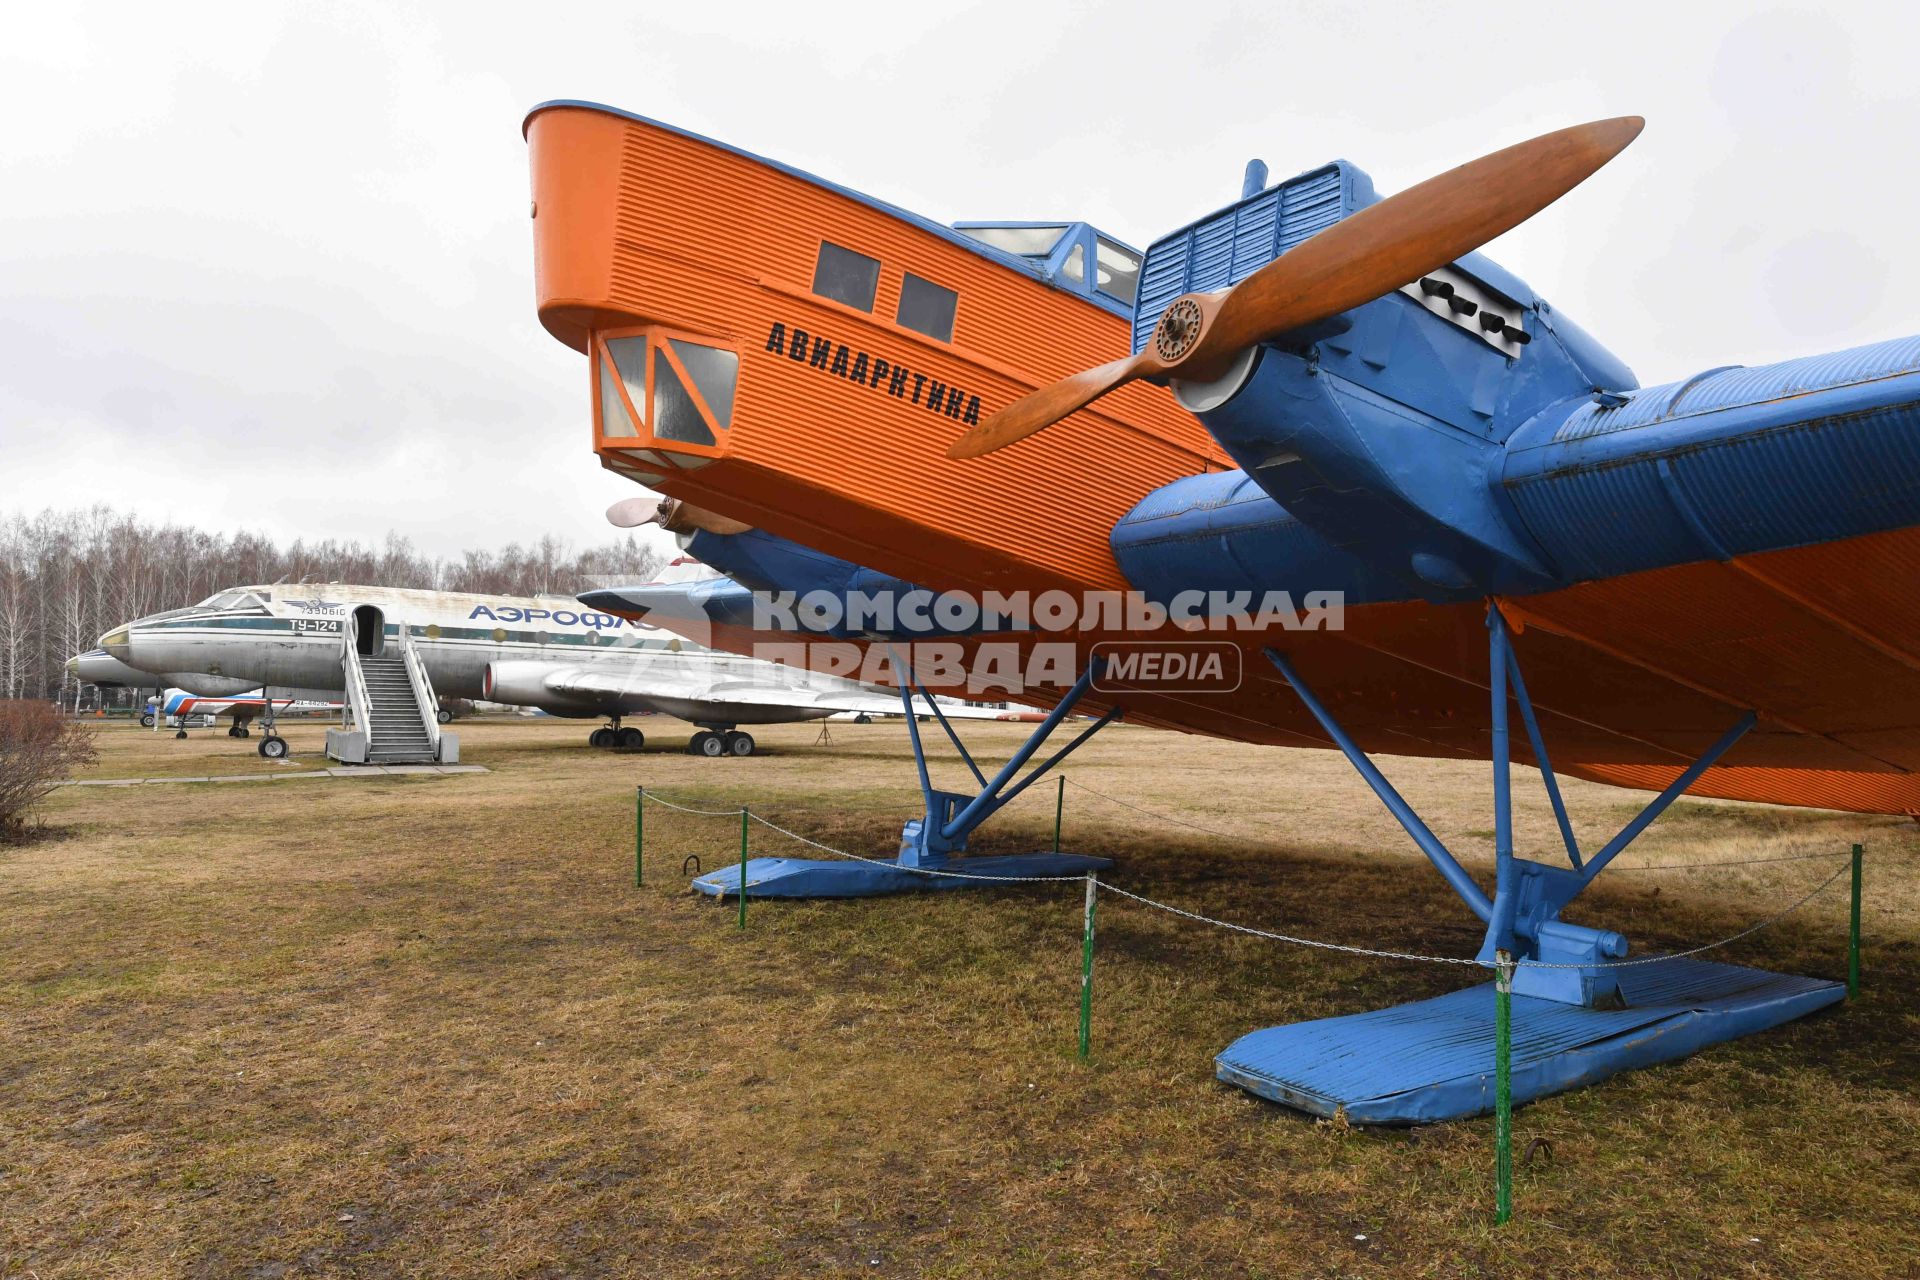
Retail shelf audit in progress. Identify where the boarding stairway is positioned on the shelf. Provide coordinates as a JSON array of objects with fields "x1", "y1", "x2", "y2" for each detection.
[{"x1": 325, "y1": 612, "x2": 458, "y2": 765}]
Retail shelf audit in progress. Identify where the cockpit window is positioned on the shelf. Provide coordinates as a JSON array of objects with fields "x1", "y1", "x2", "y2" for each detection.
[
  {"x1": 1059, "y1": 242, "x2": 1086, "y2": 286},
  {"x1": 960, "y1": 225, "x2": 1068, "y2": 258},
  {"x1": 1095, "y1": 237, "x2": 1142, "y2": 304},
  {"x1": 194, "y1": 590, "x2": 269, "y2": 613}
]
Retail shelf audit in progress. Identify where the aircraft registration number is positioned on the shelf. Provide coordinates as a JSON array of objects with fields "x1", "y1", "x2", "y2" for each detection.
[{"x1": 292, "y1": 618, "x2": 343, "y2": 634}]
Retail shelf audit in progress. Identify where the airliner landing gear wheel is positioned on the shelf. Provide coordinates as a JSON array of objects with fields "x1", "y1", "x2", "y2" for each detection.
[
  {"x1": 258, "y1": 736, "x2": 289, "y2": 760},
  {"x1": 726, "y1": 732, "x2": 756, "y2": 758},
  {"x1": 617, "y1": 727, "x2": 645, "y2": 751},
  {"x1": 853, "y1": 713, "x2": 872, "y2": 724},
  {"x1": 239, "y1": 726, "x2": 251, "y2": 738},
  {"x1": 140, "y1": 713, "x2": 156, "y2": 728},
  {"x1": 589, "y1": 727, "x2": 616, "y2": 748},
  {"x1": 226, "y1": 725, "x2": 242, "y2": 738},
  {"x1": 174, "y1": 730, "x2": 187, "y2": 740},
  {"x1": 690, "y1": 731, "x2": 725, "y2": 758},
  {"x1": 436, "y1": 708, "x2": 454, "y2": 724}
]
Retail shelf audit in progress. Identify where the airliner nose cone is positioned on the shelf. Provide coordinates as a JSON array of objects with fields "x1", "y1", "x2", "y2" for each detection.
[
  {"x1": 101, "y1": 628, "x2": 131, "y2": 660},
  {"x1": 65, "y1": 655, "x2": 81, "y2": 677}
]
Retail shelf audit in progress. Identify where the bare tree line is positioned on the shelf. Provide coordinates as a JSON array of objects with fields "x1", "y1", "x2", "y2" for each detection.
[{"x1": 0, "y1": 507, "x2": 667, "y2": 706}]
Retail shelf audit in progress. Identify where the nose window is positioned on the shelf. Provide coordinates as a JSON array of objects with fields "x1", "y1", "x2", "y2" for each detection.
[
  {"x1": 651, "y1": 348, "x2": 715, "y2": 446},
  {"x1": 670, "y1": 339, "x2": 738, "y2": 428},
  {"x1": 598, "y1": 355, "x2": 637, "y2": 437},
  {"x1": 592, "y1": 329, "x2": 738, "y2": 453}
]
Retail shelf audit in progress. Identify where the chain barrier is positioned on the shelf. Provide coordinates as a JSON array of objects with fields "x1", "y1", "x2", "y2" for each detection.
[
  {"x1": 1609, "y1": 850, "x2": 1851, "y2": 871},
  {"x1": 745, "y1": 811, "x2": 1087, "y2": 883},
  {"x1": 640, "y1": 787, "x2": 1855, "y2": 969},
  {"x1": 642, "y1": 792, "x2": 747, "y2": 817},
  {"x1": 1092, "y1": 879, "x2": 1485, "y2": 966}
]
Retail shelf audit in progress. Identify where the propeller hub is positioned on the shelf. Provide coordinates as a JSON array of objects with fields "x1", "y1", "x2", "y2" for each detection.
[{"x1": 1154, "y1": 297, "x2": 1206, "y2": 363}]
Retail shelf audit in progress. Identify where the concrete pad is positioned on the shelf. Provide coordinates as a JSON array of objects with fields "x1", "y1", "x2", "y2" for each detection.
[{"x1": 63, "y1": 766, "x2": 489, "y2": 787}]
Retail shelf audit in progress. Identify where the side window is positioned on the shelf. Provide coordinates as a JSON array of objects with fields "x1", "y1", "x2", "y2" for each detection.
[
  {"x1": 896, "y1": 272, "x2": 957, "y2": 342},
  {"x1": 1095, "y1": 237, "x2": 1141, "y2": 304},
  {"x1": 811, "y1": 241, "x2": 881, "y2": 311}
]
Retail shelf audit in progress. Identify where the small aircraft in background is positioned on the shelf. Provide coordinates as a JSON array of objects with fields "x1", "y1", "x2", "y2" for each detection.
[{"x1": 146, "y1": 688, "x2": 342, "y2": 740}]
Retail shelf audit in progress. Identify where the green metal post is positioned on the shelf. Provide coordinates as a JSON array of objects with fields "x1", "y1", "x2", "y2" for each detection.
[
  {"x1": 1849, "y1": 842, "x2": 1863, "y2": 998},
  {"x1": 635, "y1": 786, "x2": 644, "y2": 887},
  {"x1": 1494, "y1": 950, "x2": 1514, "y2": 1226},
  {"x1": 1078, "y1": 873, "x2": 1098, "y2": 1060},
  {"x1": 738, "y1": 806, "x2": 750, "y2": 930},
  {"x1": 1054, "y1": 775, "x2": 1065, "y2": 854}
]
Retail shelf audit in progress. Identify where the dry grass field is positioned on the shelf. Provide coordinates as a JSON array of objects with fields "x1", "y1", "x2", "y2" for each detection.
[{"x1": 3, "y1": 716, "x2": 1917, "y2": 1278}]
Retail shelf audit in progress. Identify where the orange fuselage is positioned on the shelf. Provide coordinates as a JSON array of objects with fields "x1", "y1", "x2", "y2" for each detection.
[{"x1": 526, "y1": 102, "x2": 1920, "y2": 817}]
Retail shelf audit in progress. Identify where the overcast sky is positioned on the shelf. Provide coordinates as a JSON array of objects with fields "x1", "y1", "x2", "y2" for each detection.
[{"x1": 4, "y1": 2, "x2": 1918, "y2": 560}]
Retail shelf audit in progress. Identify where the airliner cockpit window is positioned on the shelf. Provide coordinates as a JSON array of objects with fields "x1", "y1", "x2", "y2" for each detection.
[
  {"x1": 194, "y1": 590, "x2": 270, "y2": 613},
  {"x1": 960, "y1": 225, "x2": 1067, "y2": 258},
  {"x1": 1095, "y1": 237, "x2": 1142, "y2": 304}
]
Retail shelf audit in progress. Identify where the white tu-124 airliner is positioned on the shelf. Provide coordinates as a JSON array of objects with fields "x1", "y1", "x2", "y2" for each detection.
[{"x1": 98, "y1": 579, "x2": 1001, "y2": 758}]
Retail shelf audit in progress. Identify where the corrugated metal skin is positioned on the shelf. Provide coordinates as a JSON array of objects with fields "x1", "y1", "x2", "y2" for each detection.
[
  {"x1": 529, "y1": 107, "x2": 1920, "y2": 816},
  {"x1": 528, "y1": 105, "x2": 1231, "y2": 597},
  {"x1": 1216, "y1": 960, "x2": 1842, "y2": 1123},
  {"x1": 1507, "y1": 349, "x2": 1920, "y2": 583},
  {"x1": 1130, "y1": 166, "x2": 1348, "y2": 353},
  {"x1": 1553, "y1": 335, "x2": 1920, "y2": 441}
]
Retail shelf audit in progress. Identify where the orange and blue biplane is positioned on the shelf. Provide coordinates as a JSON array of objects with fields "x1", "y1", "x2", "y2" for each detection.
[{"x1": 525, "y1": 102, "x2": 1916, "y2": 1121}]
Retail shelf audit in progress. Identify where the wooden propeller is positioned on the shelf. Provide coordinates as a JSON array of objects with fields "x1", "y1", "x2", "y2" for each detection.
[
  {"x1": 605, "y1": 495, "x2": 752, "y2": 536},
  {"x1": 947, "y1": 116, "x2": 1644, "y2": 460}
]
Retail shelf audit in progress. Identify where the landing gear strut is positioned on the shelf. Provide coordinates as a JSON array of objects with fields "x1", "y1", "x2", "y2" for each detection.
[
  {"x1": 588, "y1": 719, "x2": 645, "y2": 751},
  {"x1": 254, "y1": 696, "x2": 285, "y2": 759},
  {"x1": 688, "y1": 729, "x2": 755, "y2": 757},
  {"x1": 687, "y1": 658, "x2": 1114, "y2": 897}
]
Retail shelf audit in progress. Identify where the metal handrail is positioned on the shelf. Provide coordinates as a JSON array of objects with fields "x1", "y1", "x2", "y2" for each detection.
[
  {"x1": 341, "y1": 613, "x2": 374, "y2": 739},
  {"x1": 391, "y1": 617, "x2": 442, "y2": 757}
]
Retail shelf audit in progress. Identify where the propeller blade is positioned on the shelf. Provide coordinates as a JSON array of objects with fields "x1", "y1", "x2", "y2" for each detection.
[
  {"x1": 607, "y1": 494, "x2": 754, "y2": 536},
  {"x1": 1192, "y1": 115, "x2": 1644, "y2": 368},
  {"x1": 606, "y1": 495, "x2": 666, "y2": 527},
  {"x1": 945, "y1": 354, "x2": 1149, "y2": 459},
  {"x1": 948, "y1": 116, "x2": 1643, "y2": 459}
]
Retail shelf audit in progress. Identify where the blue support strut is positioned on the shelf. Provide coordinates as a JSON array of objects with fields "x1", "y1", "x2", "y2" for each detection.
[
  {"x1": 1581, "y1": 710, "x2": 1757, "y2": 882},
  {"x1": 941, "y1": 663, "x2": 1107, "y2": 842},
  {"x1": 913, "y1": 677, "x2": 988, "y2": 788},
  {"x1": 1263, "y1": 647, "x2": 1494, "y2": 921},
  {"x1": 1487, "y1": 607, "x2": 1518, "y2": 952},
  {"x1": 890, "y1": 648, "x2": 938, "y2": 820},
  {"x1": 1493, "y1": 609, "x2": 1583, "y2": 870}
]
